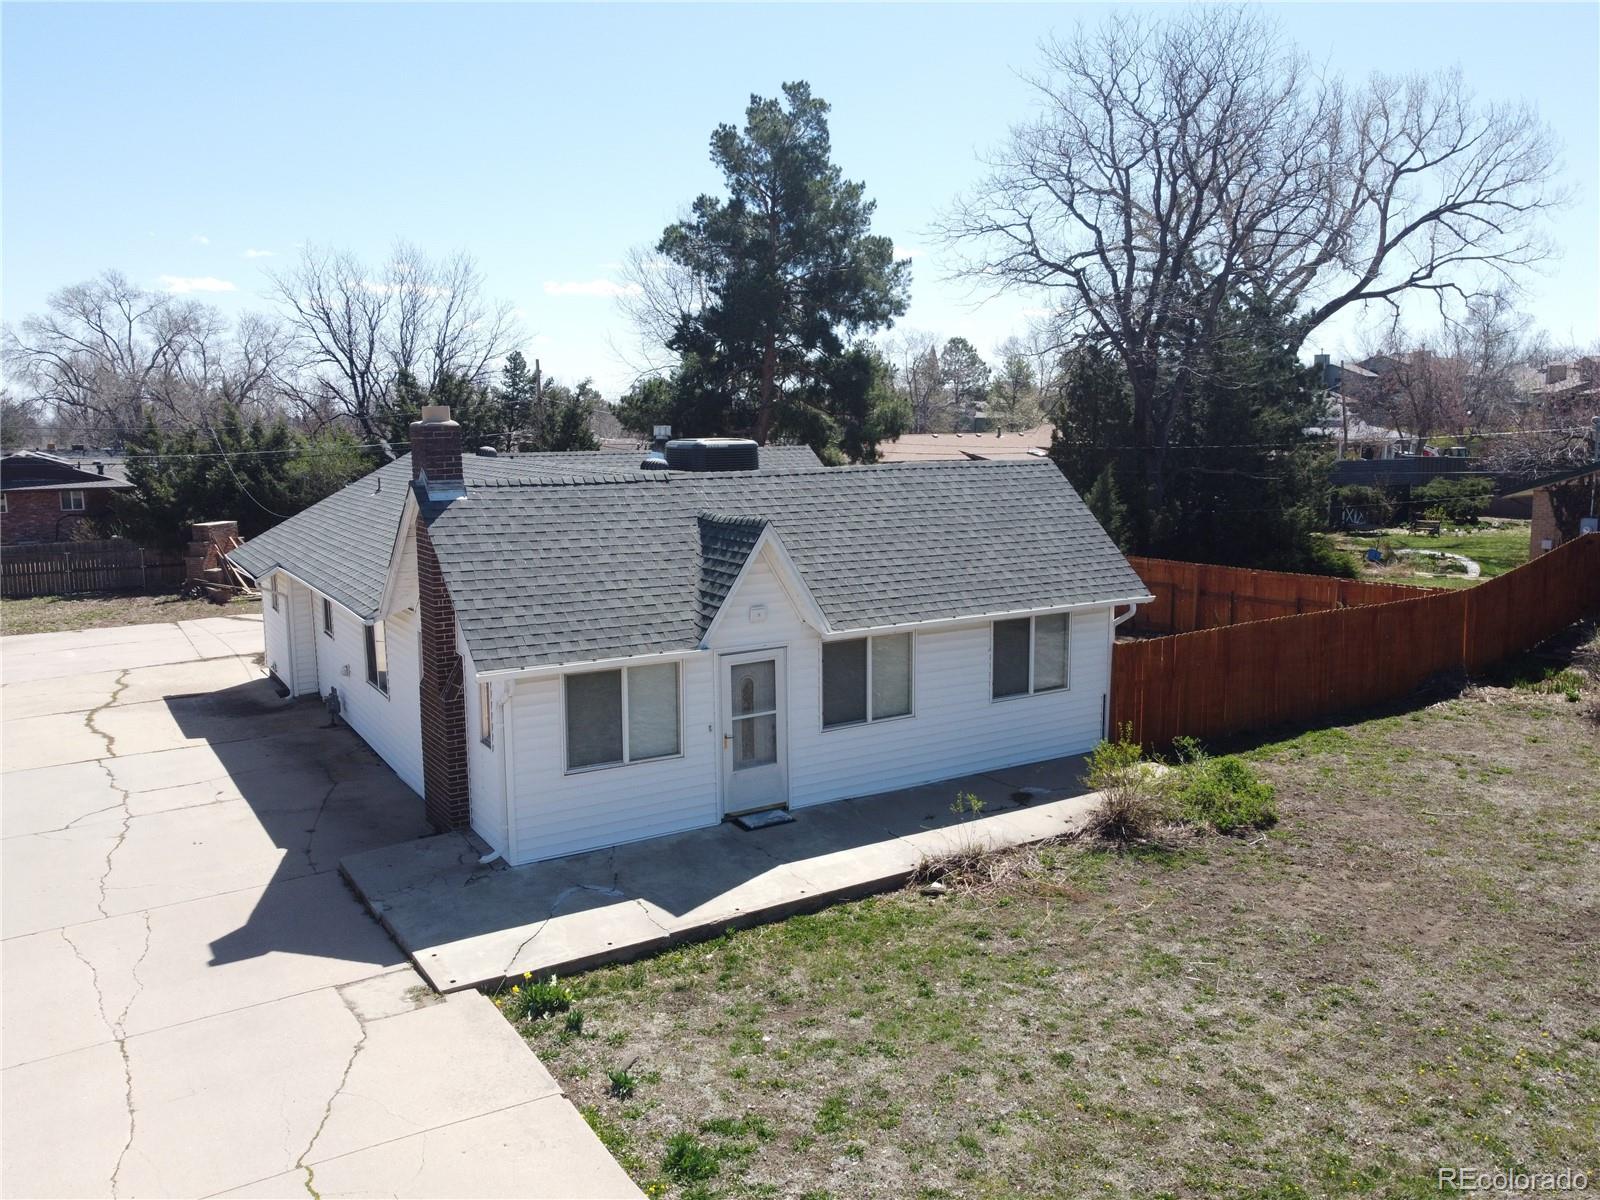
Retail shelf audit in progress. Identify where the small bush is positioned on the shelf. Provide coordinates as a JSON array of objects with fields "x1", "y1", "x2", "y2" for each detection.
[
  {"x1": 564, "y1": 1008, "x2": 586, "y2": 1035},
  {"x1": 1174, "y1": 744, "x2": 1277, "y2": 834},
  {"x1": 1082, "y1": 726, "x2": 1170, "y2": 843},
  {"x1": 608, "y1": 1067, "x2": 638, "y2": 1099},
  {"x1": 663, "y1": 1132, "x2": 719, "y2": 1184},
  {"x1": 1414, "y1": 477, "x2": 1492, "y2": 524},
  {"x1": 504, "y1": 974, "x2": 575, "y2": 1022}
]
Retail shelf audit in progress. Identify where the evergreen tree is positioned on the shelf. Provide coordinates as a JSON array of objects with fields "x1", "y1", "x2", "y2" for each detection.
[
  {"x1": 647, "y1": 82, "x2": 910, "y2": 455},
  {"x1": 106, "y1": 405, "x2": 371, "y2": 551}
]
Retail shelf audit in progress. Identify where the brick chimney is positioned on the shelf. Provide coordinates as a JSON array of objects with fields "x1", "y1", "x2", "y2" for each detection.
[
  {"x1": 410, "y1": 404, "x2": 465, "y2": 500},
  {"x1": 410, "y1": 406, "x2": 470, "y2": 832}
]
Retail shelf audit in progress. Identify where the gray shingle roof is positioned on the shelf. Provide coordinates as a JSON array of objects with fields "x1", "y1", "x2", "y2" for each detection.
[
  {"x1": 420, "y1": 460, "x2": 1150, "y2": 673},
  {"x1": 696, "y1": 514, "x2": 768, "y2": 637},
  {"x1": 226, "y1": 446, "x2": 821, "y2": 616}
]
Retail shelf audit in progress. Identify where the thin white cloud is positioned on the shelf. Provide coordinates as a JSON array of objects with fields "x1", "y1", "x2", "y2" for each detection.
[
  {"x1": 543, "y1": 279, "x2": 642, "y2": 298},
  {"x1": 242, "y1": 248, "x2": 275, "y2": 259},
  {"x1": 160, "y1": 275, "x2": 237, "y2": 294},
  {"x1": 191, "y1": 233, "x2": 210, "y2": 245}
]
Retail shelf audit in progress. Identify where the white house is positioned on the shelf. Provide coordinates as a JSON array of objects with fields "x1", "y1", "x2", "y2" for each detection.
[{"x1": 231, "y1": 409, "x2": 1152, "y2": 866}]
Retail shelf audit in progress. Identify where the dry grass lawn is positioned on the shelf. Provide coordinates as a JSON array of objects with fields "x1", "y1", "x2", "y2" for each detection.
[
  {"x1": 0, "y1": 590, "x2": 254, "y2": 636},
  {"x1": 498, "y1": 629, "x2": 1600, "y2": 1200}
]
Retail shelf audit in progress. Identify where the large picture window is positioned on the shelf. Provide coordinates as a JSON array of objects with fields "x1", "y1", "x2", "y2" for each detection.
[
  {"x1": 992, "y1": 614, "x2": 1070, "y2": 699},
  {"x1": 822, "y1": 633, "x2": 913, "y2": 728},
  {"x1": 364, "y1": 620, "x2": 389, "y2": 695},
  {"x1": 565, "y1": 662, "x2": 681, "y2": 771}
]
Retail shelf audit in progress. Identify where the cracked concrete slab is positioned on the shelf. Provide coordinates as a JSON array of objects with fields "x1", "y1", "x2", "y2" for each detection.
[
  {"x1": 1, "y1": 617, "x2": 637, "y2": 1200},
  {"x1": 343, "y1": 754, "x2": 1099, "y2": 992},
  {"x1": 214, "y1": 1095, "x2": 641, "y2": 1199}
]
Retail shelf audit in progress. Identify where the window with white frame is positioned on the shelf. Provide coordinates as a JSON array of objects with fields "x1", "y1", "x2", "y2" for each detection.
[
  {"x1": 478, "y1": 682, "x2": 493, "y2": 747},
  {"x1": 364, "y1": 621, "x2": 389, "y2": 695},
  {"x1": 269, "y1": 577, "x2": 281, "y2": 612},
  {"x1": 992, "y1": 613, "x2": 1070, "y2": 699},
  {"x1": 822, "y1": 633, "x2": 913, "y2": 728},
  {"x1": 564, "y1": 662, "x2": 680, "y2": 771},
  {"x1": 322, "y1": 597, "x2": 333, "y2": 637},
  {"x1": 0, "y1": 494, "x2": 8, "y2": 513},
  {"x1": 60, "y1": 489, "x2": 86, "y2": 512}
]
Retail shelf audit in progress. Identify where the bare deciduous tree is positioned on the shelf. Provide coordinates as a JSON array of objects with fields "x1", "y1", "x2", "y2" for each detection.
[
  {"x1": 942, "y1": 7, "x2": 1560, "y2": 508},
  {"x1": 1, "y1": 271, "x2": 290, "y2": 444},
  {"x1": 271, "y1": 242, "x2": 518, "y2": 452}
]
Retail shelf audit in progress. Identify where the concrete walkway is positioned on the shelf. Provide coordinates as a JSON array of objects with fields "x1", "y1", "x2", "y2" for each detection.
[
  {"x1": 343, "y1": 755, "x2": 1100, "y2": 993},
  {"x1": 0, "y1": 616, "x2": 638, "y2": 1200}
]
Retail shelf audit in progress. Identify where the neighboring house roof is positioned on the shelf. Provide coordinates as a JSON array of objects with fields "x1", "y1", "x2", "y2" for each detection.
[
  {"x1": 0, "y1": 451, "x2": 133, "y2": 491},
  {"x1": 417, "y1": 459, "x2": 1150, "y2": 673},
  {"x1": 875, "y1": 425, "x2": 1054, "y2": 464},
  {"x1": 1502, "y1": 461, "x2": 1600, "y2": 499},
  {"x1": 1329, "y1": 457, "x2": 1489, "y2": 488},
  {"x1": 228, "y1": 446, "x2": 823, "y2": 618}
]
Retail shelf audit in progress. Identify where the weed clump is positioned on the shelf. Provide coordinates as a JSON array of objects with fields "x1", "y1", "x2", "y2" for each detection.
[
  {"x1": 1173, "y1": 739, "x2": 1277, "y2": 833},
  {"x1": 1082, "y1": 725, "x2": 1171, "y2": 843},
  {"x1": 663, "y1": 1131, "x2": 719, "y2": 1185},
  {"x1": 503, "y1": 974, "x2": 575, "y2": 1022}
]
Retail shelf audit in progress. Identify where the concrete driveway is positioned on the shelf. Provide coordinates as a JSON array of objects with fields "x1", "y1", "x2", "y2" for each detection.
[{"x1": 0, "y1": 614, "x2": 638, "y2": 1200}]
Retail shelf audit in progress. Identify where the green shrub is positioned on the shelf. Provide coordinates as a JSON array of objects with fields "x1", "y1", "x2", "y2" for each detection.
[
  {"x1": 1175, "y1": 748, "x2": 1278, "y2": 834},
  {"x1": 504, "y1": 975, "x2": 575, "y2": 1022},
  {"x1": 1414, "y1": 477, "x2": 1493, "y2": 524},
  {"x1": 564, "y1": 1008, "x2": 586, "y2": 1035},
  {"x1": 663, "y1": 1132, "x2": 719, "y2": 1184}
]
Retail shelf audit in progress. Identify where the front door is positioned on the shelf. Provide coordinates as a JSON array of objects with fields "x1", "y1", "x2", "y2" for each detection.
[{"x1": 720, "y1": 648, "x2": 788, "y2": 815}]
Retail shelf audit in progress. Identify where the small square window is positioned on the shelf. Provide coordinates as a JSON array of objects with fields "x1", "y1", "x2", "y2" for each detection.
[{"x1": 61, "y1": 489, "x2": 86, "y2": 512}]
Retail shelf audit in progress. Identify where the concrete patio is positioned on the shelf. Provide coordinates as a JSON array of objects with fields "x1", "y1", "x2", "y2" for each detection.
[{"x1": 341, "y1": 755, "x2": 1101, "y2": 993}]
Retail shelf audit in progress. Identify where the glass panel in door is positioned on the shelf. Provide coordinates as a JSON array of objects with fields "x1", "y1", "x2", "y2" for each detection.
[{"x1": 730, "y1": 659, "x2": 777, "y2": 770}]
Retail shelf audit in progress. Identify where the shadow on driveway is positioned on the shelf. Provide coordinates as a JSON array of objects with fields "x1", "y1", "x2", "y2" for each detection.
[{"x1": 156, "y1": 679, "x2": 432, "y2": 967}]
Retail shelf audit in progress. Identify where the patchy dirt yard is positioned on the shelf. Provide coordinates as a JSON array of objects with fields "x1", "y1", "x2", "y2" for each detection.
[
  {"x1": 498, "y1": 629, "x2": 1599, "y2": 1200},
  {"x1": 0, "y1": 589, "x2": 255, "y2": 636}
]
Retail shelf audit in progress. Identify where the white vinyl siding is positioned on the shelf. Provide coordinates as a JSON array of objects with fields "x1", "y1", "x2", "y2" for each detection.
[
  {"x1": 463, "y1": 646, "x2": 507, "y2": 860},
  {"x1": 261, "y1": 573, "x2": 292, "y2": 687},
  {"x1": 286, "y1": 577, "x2": 318, "y2": 696},
  {"x1": 508, "y1": 654, "x2": 716, "y2": 863},
  {"x1": 313, "y1": 598, "x2": 423, "y2": 796}
]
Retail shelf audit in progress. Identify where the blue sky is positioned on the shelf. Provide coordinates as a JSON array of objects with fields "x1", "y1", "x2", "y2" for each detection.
[{"x1": 4, "y1": 2, "x2": 1596, "y2": 398}]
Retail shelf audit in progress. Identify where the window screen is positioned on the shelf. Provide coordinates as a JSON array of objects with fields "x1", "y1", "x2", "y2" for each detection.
[
  {"x1": 870, "y1": 633, "x2": 912, "y2": 718},
  {"x1": 992, "y1": 619, "x2": 1031, "y2": 698},
  {"x1": 565, "y1": 670, "x2": 623, "y2": 769},
  {"x1": 1033, "y1": 613, "x2": 1069, "y2": 692},
  {"x1": 627, "y1": 663, "x2": 680, "y2": 760},
  {"x1": 822, "y1": 639, "x2": 868, "y2": 727}
]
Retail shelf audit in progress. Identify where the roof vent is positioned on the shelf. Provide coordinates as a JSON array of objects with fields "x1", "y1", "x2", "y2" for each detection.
[
  {"x1": 664, "y1": 438, "x2": 760, "y2": 472},
  {"x1": 640, "y1": 450, "x2": 670, "y2": 470},
  {"x1": 476, "y1": 446, "x2": 498, "y2": 457}
]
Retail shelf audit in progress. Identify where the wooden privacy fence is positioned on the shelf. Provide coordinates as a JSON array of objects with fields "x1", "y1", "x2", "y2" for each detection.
[
  {"x1": 1113, "y1": 535, "x2": 1600, "y2": 747},
  {"x1": 1, "y1": 539, "x2": 183, "y2": 599},
  {"x1": 1126, "y1": 555, "x2": 1436, "y2": 635}
]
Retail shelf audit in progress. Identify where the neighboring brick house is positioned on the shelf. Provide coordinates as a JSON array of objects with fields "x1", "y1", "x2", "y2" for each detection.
[
  {"x1": 0, "y1": 452, "x2": 132, "y2": 545},
  {"x1": 1508, "y1": 459, "x2": 1600, "y2": 558}
]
